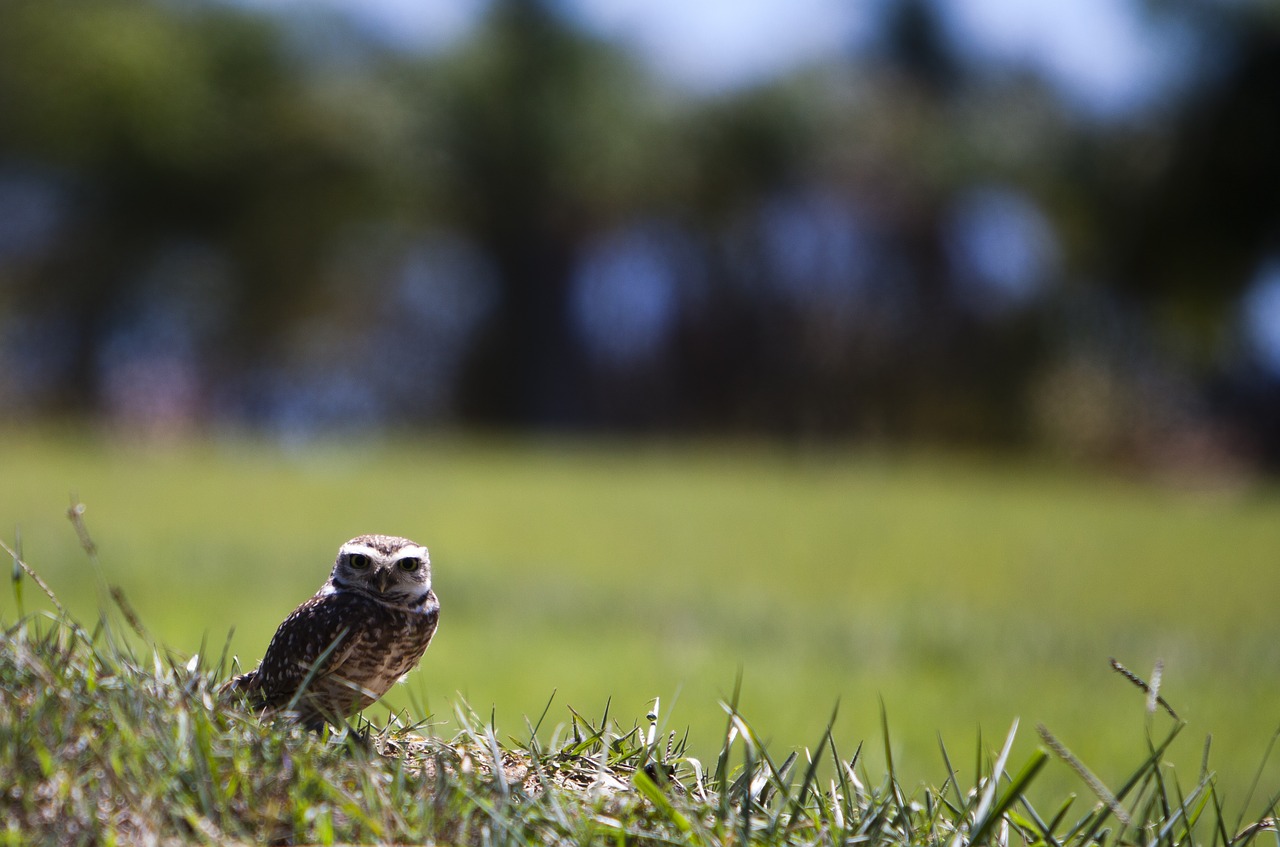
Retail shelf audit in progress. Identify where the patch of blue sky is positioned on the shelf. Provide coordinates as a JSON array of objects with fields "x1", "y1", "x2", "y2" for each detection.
[
  {"x1": 570, "y1": 224, "x2": 686, "y2": 367},
  {"x1": 220, "y1": 0, "x2": 1204, "y2": 118},
  {"x1": 945, "y1": 185, "x2": 1059, "y2": 313},
  {"x1": 1242, "y1": 260, "x2": 1280, "y2": 376},
  {"x1": 758, "y1": 192, "x2": 874, "y2": 308},
  {"x1": 931, "y1": 0, "x2": 1205, "y2": 119},
  {"x1": 553, "y1": 0, "x2": 879, "y2": 94}
]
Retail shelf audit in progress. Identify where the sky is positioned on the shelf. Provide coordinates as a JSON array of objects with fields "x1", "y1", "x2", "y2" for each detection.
[
  {"x1": 229, "y1": 0, "x2": 1199, "y2": 117},
  {"x1": 552, "y1": 0, "x2": 877, "y2": 93},
  {"x1": 930, "y1": 0, "x2": 1201, "y2": 118},
  {"x1": 1244, "y1": 263, "x2": 1280, "y2": 374}
]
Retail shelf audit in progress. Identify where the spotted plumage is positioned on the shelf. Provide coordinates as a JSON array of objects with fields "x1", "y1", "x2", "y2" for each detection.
[{"x1": 224, "y1": 534, "x2": 440, "y2": 729}]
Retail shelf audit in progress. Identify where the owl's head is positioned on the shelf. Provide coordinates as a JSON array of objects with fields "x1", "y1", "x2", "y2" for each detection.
[{"x1": 329, "y1": 534, "x2": 432, "y2": 605}]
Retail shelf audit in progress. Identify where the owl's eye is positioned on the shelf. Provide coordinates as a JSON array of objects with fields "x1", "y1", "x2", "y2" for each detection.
[
  {"x1": 348, "y1": 553, "x2": 370, "y2": 570},
  {"x1": 396, "y1": 557, "x2": 420, "y2": 572}
]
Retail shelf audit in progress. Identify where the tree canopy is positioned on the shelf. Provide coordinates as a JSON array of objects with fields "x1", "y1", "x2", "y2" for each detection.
[{"x1": 0, "y1": 0, "x2": 1276, "y2": 470}]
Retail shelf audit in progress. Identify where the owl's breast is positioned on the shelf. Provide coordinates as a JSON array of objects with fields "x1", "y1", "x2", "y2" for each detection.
[{"x1": 338, "y1": 595, "x2": 439, "y2": 701}]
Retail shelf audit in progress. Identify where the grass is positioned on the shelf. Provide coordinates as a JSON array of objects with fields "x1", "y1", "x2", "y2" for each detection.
[
  {"x1": 2, "y1": 536, "x2": 1277, "y2": 845},
  {"x1": 2, "y1": 428, "x2": 1280, "y2": 816}
]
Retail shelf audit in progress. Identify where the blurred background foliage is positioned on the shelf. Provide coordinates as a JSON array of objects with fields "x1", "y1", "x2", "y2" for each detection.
[{"x1": 1, "y1": 0, "x2": 1279, "y2": 472}]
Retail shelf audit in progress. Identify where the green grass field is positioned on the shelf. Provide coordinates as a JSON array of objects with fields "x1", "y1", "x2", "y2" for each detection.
[{"x1": 3, "y1": 428, "x2": 1278, "y2": 809}]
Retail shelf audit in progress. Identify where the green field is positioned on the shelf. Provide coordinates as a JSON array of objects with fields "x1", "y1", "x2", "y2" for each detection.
[{"x1": 3, "y1": 428, "x2": 1278, "y2": 807}]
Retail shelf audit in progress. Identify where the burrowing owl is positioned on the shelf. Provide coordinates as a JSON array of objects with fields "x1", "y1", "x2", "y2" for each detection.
[{"x1": 225, "y1": 534, "x2": 440, "y2": 730}]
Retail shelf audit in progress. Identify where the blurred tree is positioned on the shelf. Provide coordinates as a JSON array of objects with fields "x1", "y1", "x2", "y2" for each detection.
[
  {"x1": 0, "y1": 0, "x2": 412, "y2": 414},
  {"x1": 1104, "y1": 11, "x2": 1280, "y2": 360},
  {"x1": 0, "y1": 0, "x2": 1274, "y2": 469},
  {"x1": 416, "y1": 0, "x2": 662, "y2": 426}
]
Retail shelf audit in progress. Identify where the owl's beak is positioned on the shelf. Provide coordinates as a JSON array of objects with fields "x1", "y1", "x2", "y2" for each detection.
[{"x1": 375, "y1": 569, "x2": 392, "y2": 594}]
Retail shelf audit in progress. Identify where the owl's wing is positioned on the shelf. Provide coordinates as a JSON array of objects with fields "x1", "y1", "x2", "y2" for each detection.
[{"x1": 250, "y1": 592, "x2": 368, "y2": 711}]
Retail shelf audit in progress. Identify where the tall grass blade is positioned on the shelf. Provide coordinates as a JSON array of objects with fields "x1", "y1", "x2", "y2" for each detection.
[
  {"x1": 109, "y1": 585, "x2": 148, "y2": 640},
  {"x1": 880, "y1": 695, "x2": 896, "y2": 781},
  {"x1": 1016, "y1": 790, "x2": 1068, "y2": 847},
  {"x1": 530, "y1": 688, "x2": 557, "y2": 738},
  {"x1": 0, "y1": 538, "x2": 67, "y2": 618},
  {"x1": 938, "y1": 733, "x2": 963, "y2": 810},
  {"x1": 955, "y1": 719, "x2": 1039, "y2": 847},
  {"x1": 784, "y1": 702, "x2": 838, "y2": 836},
  {"x1": 1110, "y1": 657, "x2": 1180, "y2": 721},
  {"x1": 880, "y1": 698, "x2": 913, "y2": 840},
  {"x1": 9, "y1": 527, "x2": 22, "y2": 618},
  {"x1": 633, "y1": 768, "x2": 696, "y2": 839},
  {"x1": 967, "y1": 721, "x2": 1018, "y2": 834},
  {"x1": 715, "y1": 668, "x2": 744, "y2": 794},
  {"x1": 1038, "y1": 722, "x2": 1132, "y2": 827},
  {"x1": 1236, "y1": 728, "x2": 1280, "y2": 834}
]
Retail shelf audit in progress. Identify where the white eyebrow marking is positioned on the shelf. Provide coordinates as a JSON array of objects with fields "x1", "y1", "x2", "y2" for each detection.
[
  {"x1": 339, "y1": 543, "x2": 383, "y2": 560},
  {"x1": 338, "y1": 542, "x2": 430, "y2": 563}
]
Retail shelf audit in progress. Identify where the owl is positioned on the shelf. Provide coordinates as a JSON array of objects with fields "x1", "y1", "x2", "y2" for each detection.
[{"x1": 225, "y1": 534, "x2": 440, "y2": 730}]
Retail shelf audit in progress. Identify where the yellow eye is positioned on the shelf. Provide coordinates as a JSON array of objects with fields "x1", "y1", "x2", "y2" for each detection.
[
  {"x1": 396, "y1": 557, "x2": 420, "y2": 572},
  {"x1": 348, "y1": 553, "x2": 370, "y2": 570}
]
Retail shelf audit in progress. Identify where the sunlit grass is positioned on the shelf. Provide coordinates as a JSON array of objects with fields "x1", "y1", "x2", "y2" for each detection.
[
  {"x1": 2, "y1": 556, "x2": 1276, "y2": 845},
  {"x1": 2, "y1": 427, "x2": 1279, "y2": 806}
]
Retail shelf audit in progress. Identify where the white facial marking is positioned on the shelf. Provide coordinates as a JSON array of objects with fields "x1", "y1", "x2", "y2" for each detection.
[
  {"x1": 392, "y1": 545, "x2": 430, "y2": 563},
  {"x1": 339, "y1": 542, "x2": 384, "y2": 561},
  {"x1": 337, "y1": 541, "x2": 429, "y2": 564}
]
